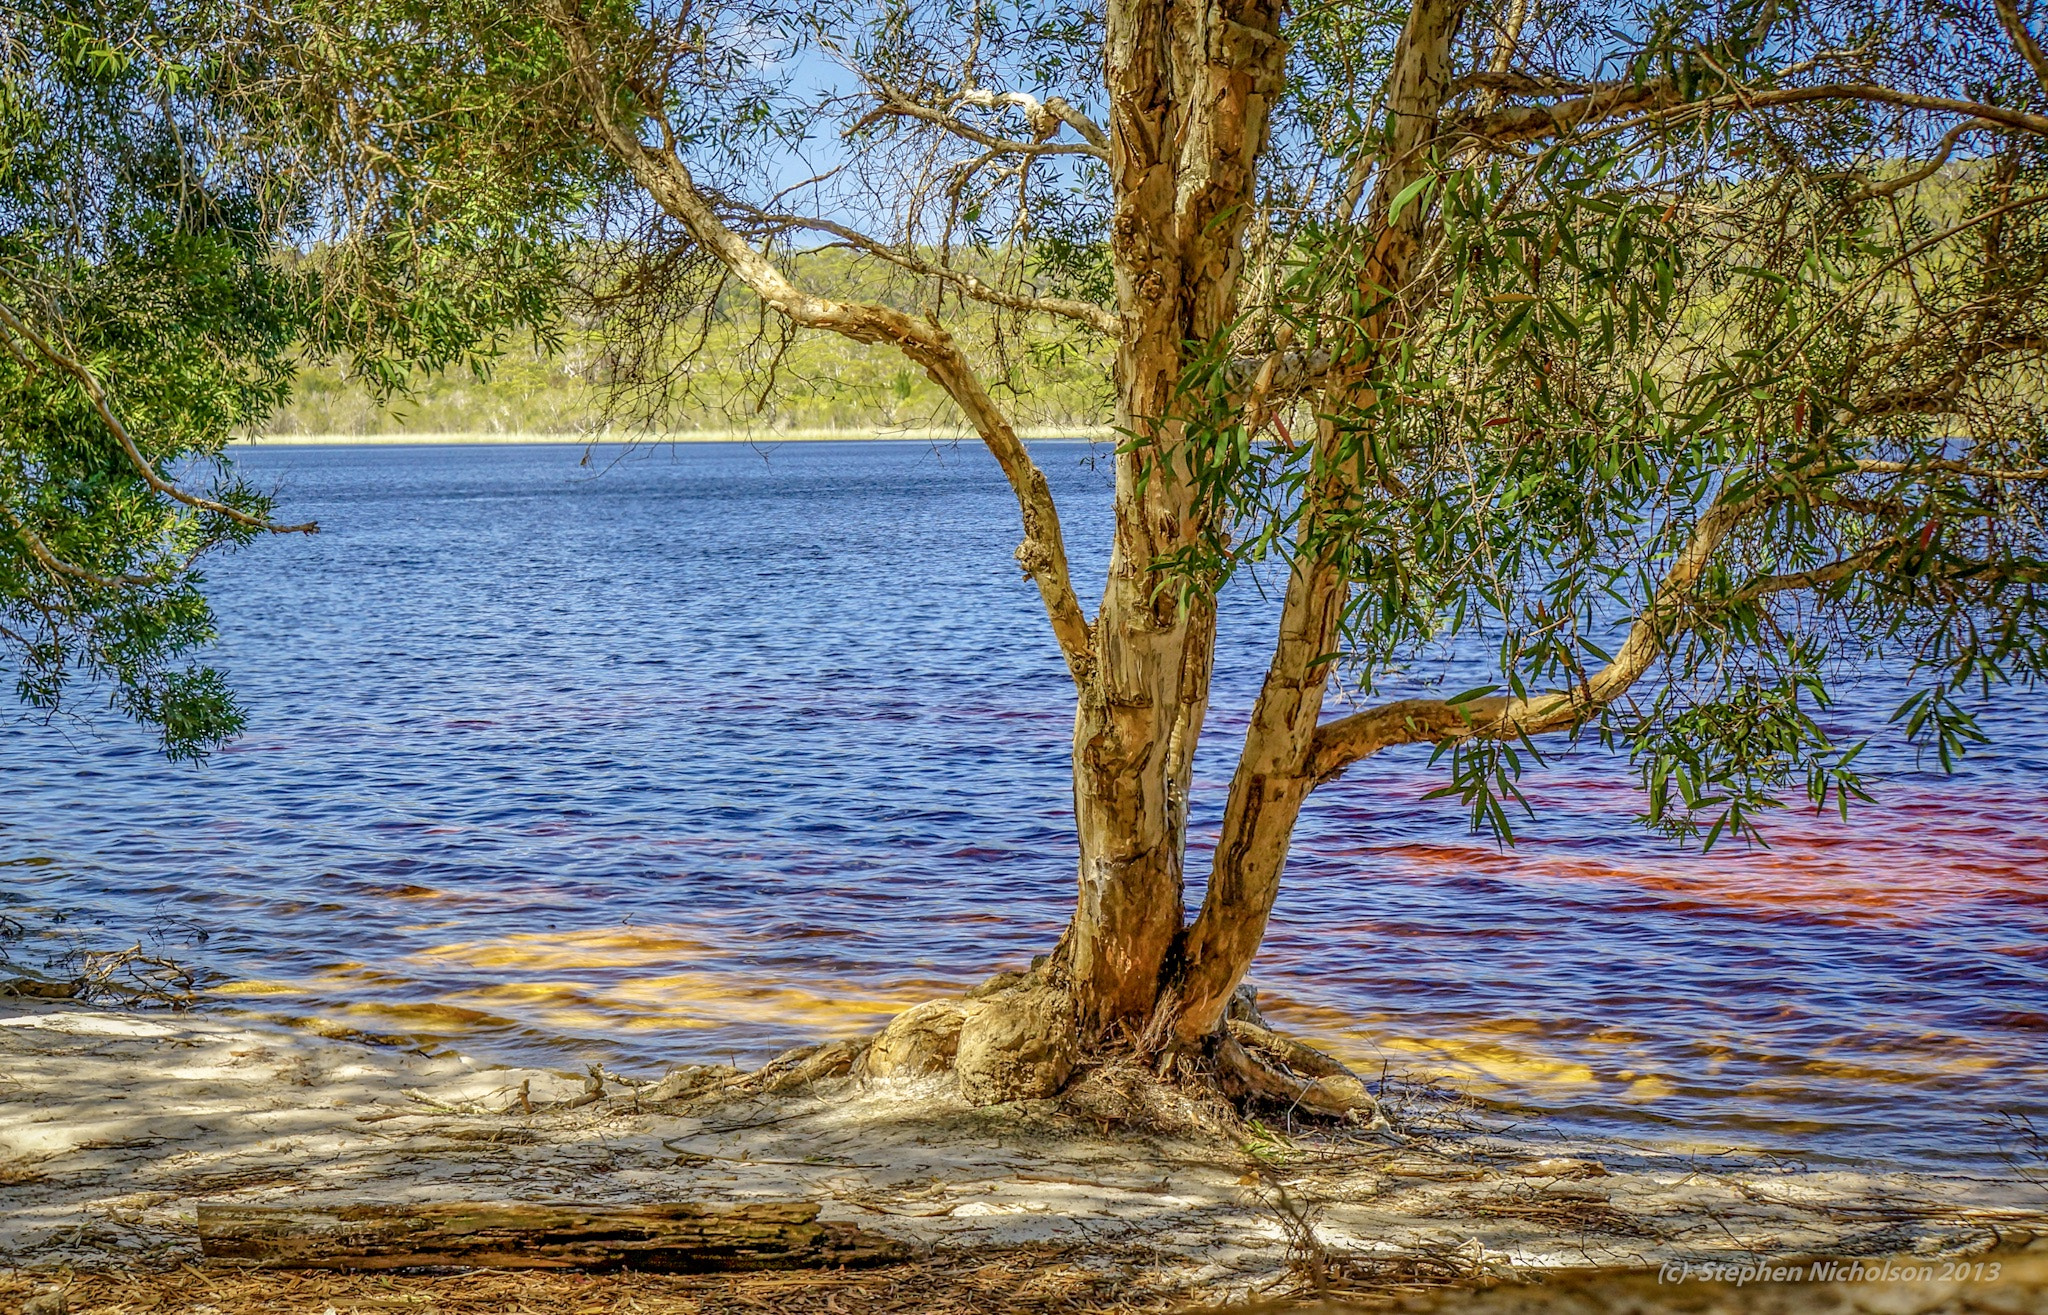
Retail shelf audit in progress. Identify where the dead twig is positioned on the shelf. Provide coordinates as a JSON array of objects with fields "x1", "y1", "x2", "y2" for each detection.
[{"x1": 53, "y1": 943, "x2": 197, "y2": 1008}]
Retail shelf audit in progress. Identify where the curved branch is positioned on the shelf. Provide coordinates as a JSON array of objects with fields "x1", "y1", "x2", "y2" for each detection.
[
  {"x1": 0, "y1": 302, "x2": 317, "y2": 536},
  {"x1": 1308, "y1": 477, "x2": 2048, "y2": 788},
  {"x1": 727, "y1": 206, "x2": 1118, "y2": 335},
  {"x1": 860, "y1": 86, "x2": 1111, "y2": 163},
  {"x1": 1856, "y1": 457, "x2": 2048, "y2": 481},
  {"x1": 1455, "y1": 79, "x2": 2048, "y2": 149},
  {"x1": 553, "y1": 6, "x2": 1095, "y2": 685},
  {"x1": 1849, "y1": 118, "x2": 1988, "y2": 202},
  {"x1": 1449, "y1": 77, "x2": 1681, "y2": 146},
  {"x1": 1307, "y1": 494, "x2": 1754, "y2": 786},
  {"x1": 2, "y1": 507, "x2": 156, "y2": 589},
  {"x1": 1995, "y1": 0, "x2": 2048, "y2": 96},
  {"x1": 1738, "y1": 545, "x2": 2048, "y2": 596},
  {"x1": 958, "y1": 88, "x2": 1110, "y2": 152},
  {"x1": 1730, "y1": 83, "x2": 2048, "y2": 141}
]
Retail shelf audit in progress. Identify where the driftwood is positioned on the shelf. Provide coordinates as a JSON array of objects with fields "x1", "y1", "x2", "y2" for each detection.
[{"x1": 197, "y1": 1201, "x2": 910, "y2": 1272}]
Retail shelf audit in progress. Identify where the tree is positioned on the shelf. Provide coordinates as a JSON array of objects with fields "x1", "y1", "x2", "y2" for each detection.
[
  {"x1": 0, "y1": 0, "x2": 314, "y2": 757},
  {"x1": 0, "y1": 0, "x2": 574, "y2": 756},
  {"x1": 249, "y1": 0, "x2": 2047, "y2": 1106}
]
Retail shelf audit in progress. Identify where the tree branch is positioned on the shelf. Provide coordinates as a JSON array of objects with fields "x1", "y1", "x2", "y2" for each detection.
[
  {"x1": 859, "y1": 86, "x2": 1111, "y2": 163},
  {"x1": 1455, "y1": 79, "x2": 2048, "y2": 149},
  {"x1": 1, "y1": 507, "x2": 156, "y2": 589},
  {"x1": 552, "y1": 5, "x2": 1096, "y2": 685},
  {"x1": 727, "y1": 205, "x2": 1119, "y2": 335},
  {"x1": 0, "y1": 301, "x2": 317, "y2": 536},
  {"x1": 1307, "y1": 493, "x2": 1753, "y2": 785},
  {"x1": 1308, "y1": 462, "x2": 2048, "y2": 788},
  {"x1": 1855, "y1": 457, "x2": 2048, "y2": 481},
  {"x1": 1995, "y1": 0, "x2": 2048, "y2": 96},
  {"x1": 1472, "y1": 0, "x2": 1531, "y2": 113},
  {"x1": 1449, "y1": 77, "x2": 1681, "y2": 146},
  {"x1": 957, "y1": 87, "x2": 1110, "y2": 152},
  {"x1": 1849, "y1": 118, "x2": 1988, "y2": 202}
]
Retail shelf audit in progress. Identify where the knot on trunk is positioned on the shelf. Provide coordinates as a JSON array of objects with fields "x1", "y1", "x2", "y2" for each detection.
[{"x1": 1014, "y1": 537, "x2": 1053, "y2": 576}]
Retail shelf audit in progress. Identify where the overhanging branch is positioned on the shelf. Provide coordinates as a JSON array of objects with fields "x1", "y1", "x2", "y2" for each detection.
[
  {"x1": 1453, "y1": 79, "x2": 2048, "y2": 150},
  {"x1": 727, "y1": 206, "x2": 1118, "y2": 335},
  {"x1": 1307, "y1": 493, "x2": 1754, "y2": 785},
  {"x1": 858, "y1": 85, "x2": 1111, "y2": 163},
  {"x1": 553, "y1": 5, "x2": 1096, "y2": 685},
  {"x1": 957, "y1": 87, "x2": 1109, "y2": 152},
  {"x1": 1306, "y1": 485, "x2": 2048, "y2": 788},
  {"x1": 0, "y1": 300, "x2": 317, "y2": 537},
  {"x1": 1, "y1": 507, "x2": 156, "y2": 589}
]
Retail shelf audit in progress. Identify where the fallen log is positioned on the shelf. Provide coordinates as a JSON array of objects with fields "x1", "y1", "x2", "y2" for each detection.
[{"x1": 197, "y1": 1201, "x2": 910, "y2": 1273}]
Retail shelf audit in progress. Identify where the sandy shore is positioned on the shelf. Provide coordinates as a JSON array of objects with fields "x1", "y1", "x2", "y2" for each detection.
[{"x1": 3, "y1": 999, "x2": 2042, "y2": 1303}]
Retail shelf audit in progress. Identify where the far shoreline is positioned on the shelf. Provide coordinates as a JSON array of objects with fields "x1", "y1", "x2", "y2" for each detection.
[{"x1": 234, "y1": 427, "x2": 1115, "y2": 447}]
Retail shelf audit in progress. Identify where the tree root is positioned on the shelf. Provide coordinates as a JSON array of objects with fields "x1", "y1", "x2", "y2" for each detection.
[
  {"x1": 1212, "y1": 1024, "x2": 1386, "y2": 1126},
  {"x1": 619, "y1": 974, "x2": 1386, "y2": 1134}
]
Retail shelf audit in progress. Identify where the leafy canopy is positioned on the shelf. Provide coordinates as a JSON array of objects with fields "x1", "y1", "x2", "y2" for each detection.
[
  {"x1": 0, "y1": 0, "x2": 301, "y2": 757},
  {"x1": 0, "y1": 0, "x2": 581, "y2": 756}
]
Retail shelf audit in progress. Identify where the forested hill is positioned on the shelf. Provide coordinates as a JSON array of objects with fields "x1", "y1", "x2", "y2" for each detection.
[{"x1": 267, "y1": 249, "x2": 1115, "y2": 438}]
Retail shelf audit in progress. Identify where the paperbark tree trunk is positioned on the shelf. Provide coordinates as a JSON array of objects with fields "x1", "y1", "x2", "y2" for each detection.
[
  {"x1": 1058, "y1": 0, "x2": 1286, "y2": 1038},
  {"x1": 554, "y1": 0, "x2": 1456, "y2": 1070},
  {"x1": 1137, "y1": 0, "x2": 1472, "y2": 1050}
]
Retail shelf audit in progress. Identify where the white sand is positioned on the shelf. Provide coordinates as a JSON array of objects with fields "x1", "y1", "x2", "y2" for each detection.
[{"x1": 2, "y1": 1000, "x2": 2040, "y2": 1297}]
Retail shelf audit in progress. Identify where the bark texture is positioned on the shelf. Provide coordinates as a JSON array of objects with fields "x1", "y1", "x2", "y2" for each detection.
[
  {"x1": 1063, "y1": 0, "x2": 1291, "y2": 1038},
  {"x1": 1155, "y1": 0, "x2": 1473, "y2": 1048},
  {"x1": 197, "y1": 1202, "x2": 909, "y2": 1272}
]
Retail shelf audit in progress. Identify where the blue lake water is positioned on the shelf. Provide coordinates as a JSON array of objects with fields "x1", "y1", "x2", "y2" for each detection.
[{"x1": 2, "y1": 440, "x2": 2044, "y2": 1173}]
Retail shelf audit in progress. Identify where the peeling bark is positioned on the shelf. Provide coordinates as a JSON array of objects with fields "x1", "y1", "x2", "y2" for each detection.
[
  {"x1": 1062, "y1": 0, "x2": 1288, "y2": 1035},
  {"x1": 1153, "y1": 0, "x2": 1473, "y2": 1049}
]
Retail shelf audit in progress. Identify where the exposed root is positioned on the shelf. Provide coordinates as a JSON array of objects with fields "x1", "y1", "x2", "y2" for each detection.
[
  {"x1": 1215, "y1": 1021, "x2": 1387, "y2": 1126},
  {"x1": 616, "y1": 975, "x2": 1386, "y2": 1139},
  {"x1": 620, "y1": 1038, "x2": 876, "y2": 1109},
  {"x1": 758, "y1": 1038, "x2": 869, "y2": 1092},
  {"x1": 1212, "y1": 1031, "x2": 1377, "y2": 1125},
  {"x1": 1059, "y1": 1053, "x2": 1251, "y2": 1143}
]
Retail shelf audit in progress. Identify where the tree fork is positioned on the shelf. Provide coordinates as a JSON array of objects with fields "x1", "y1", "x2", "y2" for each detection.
[{"x1": 1146, "y1": 0, "x2": 1472, "y2": 1050}]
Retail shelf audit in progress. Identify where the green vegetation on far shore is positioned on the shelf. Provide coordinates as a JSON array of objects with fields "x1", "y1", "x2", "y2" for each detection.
[{"x1": 269, "y1": 250, "x2": 1116, "y2": 439}]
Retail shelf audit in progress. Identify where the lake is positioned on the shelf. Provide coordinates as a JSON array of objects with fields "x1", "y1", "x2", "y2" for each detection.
[{"x1": 3, "y1": 440, "x2": 2043, "y2": 1173}]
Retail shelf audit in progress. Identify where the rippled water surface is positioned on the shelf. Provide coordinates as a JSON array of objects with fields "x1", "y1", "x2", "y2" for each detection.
[{"x1": 3, "y1": 441, "x2": 2043, "y2": 1172}]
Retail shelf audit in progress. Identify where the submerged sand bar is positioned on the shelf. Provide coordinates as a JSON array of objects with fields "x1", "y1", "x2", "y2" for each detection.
[{"x1": 2, "y1": 1000, "x2": 2042, "y2": 1299}]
